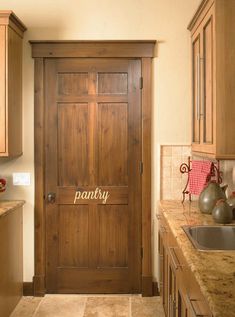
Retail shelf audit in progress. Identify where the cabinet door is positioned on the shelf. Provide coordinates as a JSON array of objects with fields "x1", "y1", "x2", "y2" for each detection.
[
  {"x1": 192, "y1": 31, "x2": 201, "y2": 146},
  {"x1": 0, "y1": 25, "x2": 6, "y2": 154},
  {"x1": 163, "y1": 243, "x2": 169, "y2": 316},
  {"x1": 158, "y1": 232, "x2": 164, "y2": 296},
  {"x1": 201, "y1": 6, "x2": 215, "y2": 154},
  {"x1": 168, "y1": 263, "x2": 177, "y2": 317},
  {"x1": 177, "y1": 290, "x2": 188, "y2": 317}
]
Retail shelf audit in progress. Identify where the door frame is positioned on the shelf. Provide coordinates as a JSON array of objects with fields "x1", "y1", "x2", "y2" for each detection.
[{"x1": 30, "y1": 40, "x2": 156, "y2": 296}]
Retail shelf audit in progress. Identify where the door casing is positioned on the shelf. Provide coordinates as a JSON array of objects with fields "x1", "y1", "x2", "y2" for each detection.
[{"x1": 30, "y1": 40, "x2": 156, "y2": 296}]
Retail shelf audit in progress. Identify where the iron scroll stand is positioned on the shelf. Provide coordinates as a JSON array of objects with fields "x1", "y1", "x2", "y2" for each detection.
[{"x1": 179, "y1": 157, "x2": 222, "y2": 203}]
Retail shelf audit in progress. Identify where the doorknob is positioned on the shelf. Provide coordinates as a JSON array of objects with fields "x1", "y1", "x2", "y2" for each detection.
[{"x1": 47, "y1": 192, "x2": 56, "y2": 203}]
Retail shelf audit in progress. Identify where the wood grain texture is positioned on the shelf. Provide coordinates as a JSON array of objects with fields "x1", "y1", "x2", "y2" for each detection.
[
  {"x1": 58, "y1": 103, "x2": 89, "y2": 186},
  {"x1": 45, "y1": 58, "x2": 142, "y2": 294},
  {"x1": 7, "y1": 26, "x2": 23, "y2": 156},
  {"x1": 98, "y1": 103, "x2": 128, "y2": 186},
  {"x1": 0, "y1": 25, "x2": 6, "y2": 153},
  {"x1": 203, "y1": 15, "x2": 213, "y2": 144},
  {"x1": 59, "y1": 205, "x2": 89, "y2": 267},
  {"x1": 0, "y1": 206, "x2": 23, "y2": 316},
  {"x1": 190, "y1": 0, "x2": 235, "y2": 159},
  {"x1": 32, "y1": 41, "x2": 154, "y2": 296},
  {"x1": 0, "y1": 11, "x2": 25, "y2": 157},
  {"x1": 192, "y1": 33, "x2": 201, "y2": 144},
  {"x1": 141, "y1": 58, "x2": 152, "y2": 296},
  {"x1": 34, "y1": 58, "x2": 46, "y2": 297},
  {"x1": 30, "y1": 41, "x2": 156, "y2": 58},
  {"x1": 98, "y1": 205, "x2": 128, "y2": 268}
]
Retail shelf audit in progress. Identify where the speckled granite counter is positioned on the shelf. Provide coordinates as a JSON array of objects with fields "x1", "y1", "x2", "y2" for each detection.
[
  {"x1": 0, "y1": 200, "x2": 25, "y2": 217},
  {"x1": 159, "y1": 201, "x2": 235, "y2": 317}
]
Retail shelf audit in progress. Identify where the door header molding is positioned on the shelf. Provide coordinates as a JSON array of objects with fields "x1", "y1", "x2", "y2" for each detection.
[{"x1": 30, "y1": 40, "x2": 156, "y2": 58}]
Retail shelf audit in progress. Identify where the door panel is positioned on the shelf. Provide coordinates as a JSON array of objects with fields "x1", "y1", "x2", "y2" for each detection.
[
  {"x1": 192, "y1": 34, "x2": 201, "y2": 144},
  {"x1": 98, "y1": 103, "x2": 128, "y2": 186},
  {"x1": 59, "y1": 205, "x2": 89, "y2": 267},
  {"x1": 45, "y1": 58, "x2": 142, "y2": 293},
  {"x1": 203, "y1": 16, "x2": 213, "y2": 144},
  {"x1": 58, "y1": 103, "x2": 89, "y2": 186},
  {"x1": 98, "y1": 205, "x2": 128, "y2": 268}
]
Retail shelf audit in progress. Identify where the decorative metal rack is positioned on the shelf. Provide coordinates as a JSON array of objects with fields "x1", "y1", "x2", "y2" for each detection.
[{"x1": 179, "y1": 157, "x2": 222, "y2": 203}]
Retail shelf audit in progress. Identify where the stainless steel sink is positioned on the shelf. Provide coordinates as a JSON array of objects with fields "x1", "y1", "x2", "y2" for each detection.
[{"x1": 182, "y1": 225, "x2": 235, "y2": 251}]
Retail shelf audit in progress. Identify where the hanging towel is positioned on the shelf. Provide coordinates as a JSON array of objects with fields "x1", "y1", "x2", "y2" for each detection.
[{"x1": 189, "y1": 160, "x2": 212, "y2": 195}]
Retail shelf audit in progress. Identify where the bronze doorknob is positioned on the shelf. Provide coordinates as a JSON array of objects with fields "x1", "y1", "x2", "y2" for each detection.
[{"x1": 47, "y1": 192, "x2": 56, "y2": 203}]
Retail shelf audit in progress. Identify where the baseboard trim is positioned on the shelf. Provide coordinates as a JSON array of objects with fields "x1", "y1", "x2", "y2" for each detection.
[
  {"x1": 23, "y1": 282, "x2": 34, "y2": 296},
  {"x1": 33, "y1": 275, "x2": 46, "y2": 297},
  {"x1": 142, "y1": 276, "x2": 153, "y2": 297},
  {"x1": 152, "y1": 281, "x2": 160, "y2": 296}
]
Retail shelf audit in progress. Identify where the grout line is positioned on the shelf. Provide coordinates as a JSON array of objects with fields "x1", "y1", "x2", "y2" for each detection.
[
  {"x1": 82, "y1": 297, "x2": 88, "y2": 317},
  {"x1": 32, "y1": 297, "x2": 44, "y2": 317},
  {"x1": 129, "y1": 297, "x2": 132, "y2": 317}
]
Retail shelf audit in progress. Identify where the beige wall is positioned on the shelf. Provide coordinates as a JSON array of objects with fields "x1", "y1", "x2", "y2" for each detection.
[{"x1": 0, "y1": 0, "x2": 201, "y2": 282}]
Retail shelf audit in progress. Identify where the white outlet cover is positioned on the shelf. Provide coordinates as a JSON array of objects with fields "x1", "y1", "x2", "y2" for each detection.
[{"x1": 13, "y1": 173, "x2": 31, "y2": 186}]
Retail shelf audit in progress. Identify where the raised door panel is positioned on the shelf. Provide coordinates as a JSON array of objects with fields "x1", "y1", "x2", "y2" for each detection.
[
  {"x1": 203, "y1": 16, "x2": 214, "y2": 145},
  {"x1": 98, "y1": 103, "x2": 128, "y2": 186},
  {"x1": 192, "y1": 33, "x2": 201, "y2": 145},
  {"x1": 98, "y1": 205, "x2": 128, "y2": 268},
  {"x1": 58, "y1": 103, "x2": 89, "y2": 186},
  {"x1": 59, "y1": 205, "x2": 89, "y2": 267}
]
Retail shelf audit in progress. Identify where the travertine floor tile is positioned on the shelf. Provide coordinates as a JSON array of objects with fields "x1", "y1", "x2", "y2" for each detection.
[
  {"x1": 10, "y1": 297, "x2": 42, "y2": 317},
  {"x1": 131, "y1": 296, "x2": 165, "y2": 317},
  {"x1": 34, "y1": 295, "x2": 86, "y2": 317},
  {"x1": 84, "y1": 296, "x2": 129, "y2": 317}
]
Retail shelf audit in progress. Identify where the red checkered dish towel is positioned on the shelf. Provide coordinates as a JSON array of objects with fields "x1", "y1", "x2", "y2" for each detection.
[{"x1": 189, "y1": 160, "x2": 212, "y2": 195}]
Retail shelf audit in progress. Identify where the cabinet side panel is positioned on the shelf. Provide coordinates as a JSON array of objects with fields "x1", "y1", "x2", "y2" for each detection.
[
  {"x1": 0, "y1": 207, "x2": 23, "y2": 316},
  {"x1": 0, "y1": 25, "x2": 6, "y2": 154},
  {"x1": 216, "y1": 0, "x2": 235, "y2": 157},
  {"x1": 7, "y1": 26, "x2": 23, "y2": 156}
]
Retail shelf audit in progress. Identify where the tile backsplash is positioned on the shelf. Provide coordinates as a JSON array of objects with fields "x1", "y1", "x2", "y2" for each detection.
[
  {"x1": 160, "y1": 145, "x2": 235, "y2": 200},
  {"x1": 160, "y1": 145, "x2": 191, "y2": 200}
]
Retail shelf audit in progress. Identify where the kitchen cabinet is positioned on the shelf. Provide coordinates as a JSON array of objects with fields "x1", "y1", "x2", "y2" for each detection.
[
  {"x1": 0, "y1": 202, "x2": 24, "y2": 317},
  {"x1": 158, "y1": 211, "x2": 212, "y2": 317},
  {"x1": 0, "y1": 11, "x2": 26, "y2": 157},
  {"x1": 189, "y1": 0, "x2": 235, "y2": 159}
]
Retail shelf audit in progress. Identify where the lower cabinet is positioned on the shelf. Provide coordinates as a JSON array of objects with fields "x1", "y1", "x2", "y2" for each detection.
[
  {"x1": 0, "y1": 206, "x2": 23, "y2": 317},
  {"x1": 158, "y1": 212, "x2": 213, "y2": 317}
]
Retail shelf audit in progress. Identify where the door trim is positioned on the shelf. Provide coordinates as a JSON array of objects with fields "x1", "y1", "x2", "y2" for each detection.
[{"x1": 31, "y1": 41, "x2": 156, "y2": 296}]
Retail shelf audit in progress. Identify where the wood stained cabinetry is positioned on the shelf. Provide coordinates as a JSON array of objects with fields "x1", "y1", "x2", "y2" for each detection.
[
  {"x1": 158, "y1": 211, "x2": 212, "y2": 317},
  {"x1": 0, "y1": 11, "x2": 26, "y2": 157},
  {"x1": 189, "y1": 0, "x2": 235, "y2": 159},
  {"x1": 0, "y1": 205, "x2": 23, "y2": 317}
]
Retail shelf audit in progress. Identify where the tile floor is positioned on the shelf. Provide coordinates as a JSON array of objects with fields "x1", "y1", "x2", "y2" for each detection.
[{"x1": 10, "y1": 295, "x2": 165, "y2": 317}]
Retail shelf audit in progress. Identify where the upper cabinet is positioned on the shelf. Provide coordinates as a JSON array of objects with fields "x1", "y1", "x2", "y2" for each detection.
[
  {"x1": 0, "y1": 11, "x2": 26, "y2": 157},
  {"x1": 188, "y1": 0, "x2": 235, "y2": 159}
]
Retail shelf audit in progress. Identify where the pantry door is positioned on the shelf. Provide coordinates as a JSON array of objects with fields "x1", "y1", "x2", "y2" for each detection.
[{"x1": 45, "y1": 58, "x2": 142, "y2": 293}]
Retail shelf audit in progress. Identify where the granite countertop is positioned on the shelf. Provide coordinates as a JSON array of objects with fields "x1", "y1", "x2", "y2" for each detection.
[
  {"x1": 0, "y1": 200, "x2": 25, "y2": 218},
  {"x1": 159, "y1": 200, "x2": 235, "y2": 317}
]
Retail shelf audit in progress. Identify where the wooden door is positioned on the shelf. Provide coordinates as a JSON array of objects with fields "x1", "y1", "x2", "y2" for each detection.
[{"x1": 44, "y1": 58, "x2": 142, "y2": 294}]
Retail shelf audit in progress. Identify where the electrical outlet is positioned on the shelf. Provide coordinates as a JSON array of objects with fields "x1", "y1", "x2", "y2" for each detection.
[{"x1": 13, "y1": 173, "x2": 31, "y2": 186}]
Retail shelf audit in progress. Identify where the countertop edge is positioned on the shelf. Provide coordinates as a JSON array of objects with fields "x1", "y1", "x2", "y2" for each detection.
[{"x1": 0, "y1": 200, "x2": 25, "y2": 218}]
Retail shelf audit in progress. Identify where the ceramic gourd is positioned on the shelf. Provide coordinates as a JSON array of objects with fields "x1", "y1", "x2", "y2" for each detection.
[
  {"x1": 198, "y1": 181, "x2": 227, "y2": 214},
  {"x1": 212, "y1": 199, "x2": 233, "y2": 224},
  {"x1": 227, "y1": 191, "x2": 235, "y2": 220}
]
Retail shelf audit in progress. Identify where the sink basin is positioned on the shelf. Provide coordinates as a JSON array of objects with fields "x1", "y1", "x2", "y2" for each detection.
[{"x1": 182, "y1": 225, "x2": 235, "y2": 251}]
